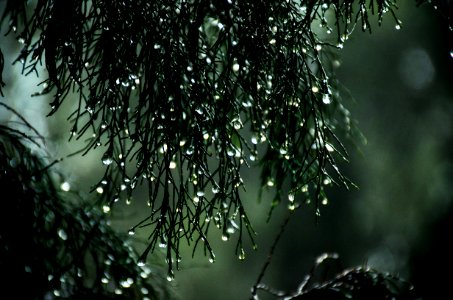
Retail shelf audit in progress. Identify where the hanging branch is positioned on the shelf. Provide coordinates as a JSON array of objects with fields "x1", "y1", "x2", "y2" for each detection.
[{"x1": 0, "y1": 0, "x2": 403, "y2": 277}]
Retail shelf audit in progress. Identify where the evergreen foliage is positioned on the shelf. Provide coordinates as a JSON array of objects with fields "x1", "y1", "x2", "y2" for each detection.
[
  {"x1": 1, "y1": 0, "x2": 448, "y2": 298},
  {"x1": 253, "y1": 253, "x2": 417, "y2": 299},
  {"x1": 0, "y1": 0, "x2": 401, "y2": 274},
  {"x1": 0, "y1": 103, "x2": 172, "y2": 299}
]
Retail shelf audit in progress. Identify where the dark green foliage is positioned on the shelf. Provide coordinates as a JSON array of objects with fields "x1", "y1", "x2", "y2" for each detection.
[
  {"x1": 254, "y1": 254, "x2": 418, "y2": 300},
  {"x1": 0, "y1": 103, "x2": 172, "y2": 299},
  {"x1": 0, "y1": 1, "x2": 404, "y2": 275},
  {"x1": 291, "y1": 267, "x2": 417, "y2": 300},
  {"x1": 2, "y1": 1, "x2": 447, "y2": 299}
]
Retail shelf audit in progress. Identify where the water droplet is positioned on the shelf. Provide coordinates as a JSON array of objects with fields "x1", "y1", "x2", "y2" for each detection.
[
  {"x1": 169, "y1": 161, "x2": 177, "y2": 169},
  {"x1": 166, "y1": 273, "x2": 174, "y2": 282},
  {"x1": 58, "y1": 229, "x2": 67, "y2": 240},
  {"x1": 232, "y1": 63, "x2": 240, "y2": 72},
  {"x1": 288, "y1": 203, "x2": 296, "y2": 210},
  {"x1": 267, "y1": 80, "x2": 273, "y2": 89},
  {"x1": 312, "y1": 86, "x2": 319, "y2": 93},
  {"x1": 450, "y1": 51, "x2": 453, "y2": 58},
  {"x1": 325, "y1": 143, "x2": 334, "y2": 152},
  {"x1": 102, "y1": 155, "x2": 113, "y2": 165},
  {"x1": 114, "y1": 288, "x2": 123, "y2": 295},
  {"x1": 269, "y1": 38, "x2": 276, "y2": 45},
  {"x1": 251, "y1": 135, "x2": 258, "y2": 145},
  {"x1": 340, "y1": 34, "x2": 348, "y2": 42},
  {"x1": 212, "y1": 186, "x2": 219, "y2": 194},
  {"x1": 102, "y1": 205, "x2": 110, "y2": 213},
  {"x1": 128, "y1": 229, "x2": 135, "y2": 236},
  {"x1": 60, "y1": 181, "x2": 70, "y2": 192},
  {"x1": 195, "y1": 107, "x2": 203, "y2": 115},
  {"x1": 221, "y1": 234, "x2": 229, "y2": 241},
  {"x1": 395, "y1": 24, "x2": 401, "y2": 30},
  {"x1": 159, "y1": 143, "x2": 168, "y2": 153},
  {"x1": 238, "y1": 249, "x2": 246, "y2": 260},
  {"x1": 193, "y1": 196, "x2": 200, "y2": 203},
  {"x1": 266, "y1": 179, "x2": 275, "y2": 187},
  {"x1": 322, "y1": 198, "x2": 329, "y2": 205},
  {"x1": 120, "y1": 278, "x2": 133, "y2": 288},
  {"x1": 322, "y1": 94, "x2": 332, "y2": 104},
  {"x1": 242, "y1": 100, "x2": 252, "y2": 107},
  {"x1": 97, "y1": 187, "x2": 104, "y2": 194},
  {"x1": 315, "y1": 44, "x2": 322, "y2": 51},
  {"x1": 288, "y1": 193, "x2": 295, "y2": 202}
]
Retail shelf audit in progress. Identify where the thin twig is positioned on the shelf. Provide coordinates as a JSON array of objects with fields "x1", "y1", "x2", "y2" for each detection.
[{"x1": 250, "y1": 212, "x2": 292, "y2": 299}]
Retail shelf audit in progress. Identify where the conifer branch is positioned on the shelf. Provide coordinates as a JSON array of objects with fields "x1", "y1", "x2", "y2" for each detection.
[{"x1": 1, "y1": 0, "x2": 405, "y2": 276}]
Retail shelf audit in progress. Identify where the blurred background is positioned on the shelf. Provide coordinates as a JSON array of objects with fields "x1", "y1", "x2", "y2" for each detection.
[{"x1": 1, "y1": 2, "x2": 452, "y2": 300}]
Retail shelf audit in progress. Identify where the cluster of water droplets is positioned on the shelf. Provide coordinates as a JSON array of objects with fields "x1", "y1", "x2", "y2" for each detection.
[{"x1": 39, "y1": 0, "x2": 382, "y2": 281}]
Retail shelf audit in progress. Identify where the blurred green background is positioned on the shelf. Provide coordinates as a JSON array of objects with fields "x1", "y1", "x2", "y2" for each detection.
[
  {"x1": 173, "y1": 3, "x2": 453, "y2": 299},
  {"x1": 1, "y1": 2, "x2": 452, "y2": 300}
]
